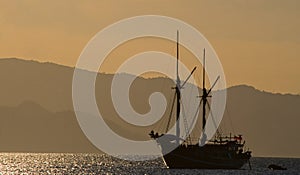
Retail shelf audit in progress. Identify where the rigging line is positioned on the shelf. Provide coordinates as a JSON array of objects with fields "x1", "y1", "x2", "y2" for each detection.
[
  {"x1": 226, "y1": 107, "x2": 235, "y2": 135},
  {"x1": 154, "y1": 63, "x2": 174, "y2": 132},
  {"x1": 157, "y1": 40, "x2": 174, "y2": 108},
  {"x1": 154, "y1": 113, "x2": 164, "y2": 133},
  {"x1": 206, "y1": 101, "x2": 222, "y2": 136},
  {"x1": 194, "y1": 115, "x2": 203, "y2": 141},
  {"x1": 179, "y1": 98, "x2": 192, "y2": 144},
  {"x1": 187, "y1": 98, "x2": 201, "y2": 139},
  {"x1": 165, "y1": 92, "x2": 176, "y2": 133},
  {"x1": 187, "y1": 79, "x2": 197, "y2": 112},
  {"x1": 184, "y1": 82, "x2": 197, "y2": 137},
  {"x1": 155, "y1": 91, "x2": 172, "y2": 132},
  {"x1": 191, "y1": 77, "x2": 203, "y2": 138},
  {"x1": 189, "y1": 99, "x2": 202, "y2": 130},
  {"x1": 153, "y1": 89, "x2": 172, "y2": 132},
  {"x1": 193, "y1": 66, "x2": 203, "y2": 134},
  {"x1": 155, "y1": 31, "x2": 179, "y2": 134},
  {"x1": 155, "y1": 33, "x2": 182, "y2": 133}
]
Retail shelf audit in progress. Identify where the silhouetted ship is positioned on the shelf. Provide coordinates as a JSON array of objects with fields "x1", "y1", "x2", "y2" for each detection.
[{"x1": 149, "y1": 31, "x2": 251, "y2": 169}]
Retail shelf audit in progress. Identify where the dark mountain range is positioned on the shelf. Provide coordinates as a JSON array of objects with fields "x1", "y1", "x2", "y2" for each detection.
[{"x1": 0, "y1": 58, "x2": 299, "y2": 157}]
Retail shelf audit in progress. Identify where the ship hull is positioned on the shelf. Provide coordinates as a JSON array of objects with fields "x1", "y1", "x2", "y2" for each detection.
[{"x1": 161, "y1": 144, "x2": 250, "y2": 169}]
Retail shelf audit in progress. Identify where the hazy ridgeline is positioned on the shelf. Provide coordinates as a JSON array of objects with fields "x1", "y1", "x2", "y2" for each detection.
[{"x1": 0, "y1": 58, "x2": 299, "y2": 158}]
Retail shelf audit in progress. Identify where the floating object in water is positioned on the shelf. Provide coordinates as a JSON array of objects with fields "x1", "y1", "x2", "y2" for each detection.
[{"x1": 268, "y1": 164, "x2": 287, "y2": 170}]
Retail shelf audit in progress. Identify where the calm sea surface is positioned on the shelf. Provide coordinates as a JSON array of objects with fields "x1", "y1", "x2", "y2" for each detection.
[{"x1": 0, "y1": 153, "x2": 299, "y2": 175}]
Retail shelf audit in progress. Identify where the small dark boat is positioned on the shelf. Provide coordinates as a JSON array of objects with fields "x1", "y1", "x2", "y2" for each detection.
[{"x1": 268, "y1": 164, "x2": 287, "y2": 170}]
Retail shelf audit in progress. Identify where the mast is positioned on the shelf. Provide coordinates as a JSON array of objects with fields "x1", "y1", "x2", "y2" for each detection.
[
  {"x1": 177, "y1": 31, "x2": 179, "y2": 82},
  {"x1": 174, "y1": 31, "x2": 196, "y2": 145},
  {"x1": 200, "y1": 48, "x2": 220, "y2": 140},
  {"x1": 176, "y1": 30, "x2": 181, "y2": 145},
  {"x1": 202, "y1": 48, "x2": 207, "y2": 130},
  {"x1": 203, "y1": 49, "x2": 205, "y2": 89}
]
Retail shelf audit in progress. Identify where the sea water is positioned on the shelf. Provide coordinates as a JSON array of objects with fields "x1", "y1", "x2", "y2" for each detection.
[{"x1": 0, "y1": 153, "x2": 299, "y2": 175}]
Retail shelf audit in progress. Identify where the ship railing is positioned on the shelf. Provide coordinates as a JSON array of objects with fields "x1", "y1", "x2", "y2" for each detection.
[{"x1": 212, "y1": 134, "x2": 245, "y2": 143}]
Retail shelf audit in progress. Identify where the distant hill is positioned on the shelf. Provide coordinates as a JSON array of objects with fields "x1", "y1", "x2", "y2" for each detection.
[
  {"x1": 0, "y1": 58, "x2": 299, "y2": 157},
  {"x1": 0, "y1": 101, "x2": 99, "y2": 153},
  {"x1": 224, "y1": 85, "x2": 300, "y2": 157}
]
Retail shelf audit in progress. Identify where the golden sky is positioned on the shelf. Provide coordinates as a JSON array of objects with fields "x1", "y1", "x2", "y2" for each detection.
[{"x1": 0, "y1": 0, "x2": 299, "y2": 94}]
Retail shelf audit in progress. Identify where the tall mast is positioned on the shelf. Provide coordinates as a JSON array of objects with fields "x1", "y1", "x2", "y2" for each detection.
[
  {"x1": 203, "y1": 49, "x2": 205, "y2": 89},
  {"x1": 202, "y1": 48, "x2": 207, "y2": 130},
  {"x1": 177, "y1": 31, "x2": 179, "y2": 81},
  {"x1": 200, "y1": 48, "x2": 220, "y2": 133},
  {"x1": 176, "y1": 30, "x2": 181, "y2": 145}
]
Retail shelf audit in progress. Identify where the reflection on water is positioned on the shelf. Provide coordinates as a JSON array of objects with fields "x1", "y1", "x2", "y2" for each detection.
[
  {"x1": 0, "y1": 153, "x2": 299, "y2": 174},
  {"x1": 0, "y1": 153, "x2": 164, "y2": 174}
]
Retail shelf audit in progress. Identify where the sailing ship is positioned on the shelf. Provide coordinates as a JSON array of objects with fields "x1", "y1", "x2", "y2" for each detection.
[{"x1": 149, "y1": 31, "x2": 251, "y2": 169}]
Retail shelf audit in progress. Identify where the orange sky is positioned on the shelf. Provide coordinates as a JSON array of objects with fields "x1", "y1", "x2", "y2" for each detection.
[{"x1": 0, "y1": 0, "x2": 299, "y2": 94}]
